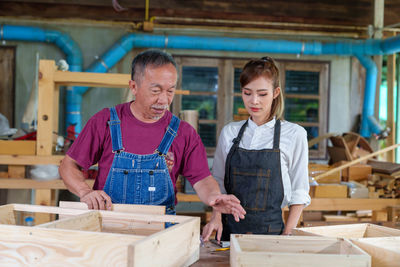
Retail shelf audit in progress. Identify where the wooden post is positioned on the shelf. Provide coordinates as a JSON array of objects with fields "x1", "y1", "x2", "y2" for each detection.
[
  {"x1": 387, "y1": 33, "x2": 396, "y2": 162},
  {"x1": 36, "y1": 60, "x2": 57, "y2": 224}
]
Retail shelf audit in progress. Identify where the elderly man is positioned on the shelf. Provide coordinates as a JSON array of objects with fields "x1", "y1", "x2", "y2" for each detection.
[{"x1": 59, "y1": 49, "x2": 245, "y2": 238}]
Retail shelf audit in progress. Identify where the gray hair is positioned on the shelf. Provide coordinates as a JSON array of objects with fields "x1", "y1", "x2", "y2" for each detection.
[{"x1": 131, "y1": 49, "x2": 178, "y2": 85}]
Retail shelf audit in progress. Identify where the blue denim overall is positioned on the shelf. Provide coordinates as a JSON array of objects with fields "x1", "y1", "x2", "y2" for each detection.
[
  {"x1": 221, "y1": 119, "x2": 284, "y2": 240},
  {"x1": 103, "y1": 107, "x2": 180, "y2": 215}
]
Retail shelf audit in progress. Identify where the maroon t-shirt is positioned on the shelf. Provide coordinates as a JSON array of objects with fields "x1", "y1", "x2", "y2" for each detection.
[{"x1": 67, "y1": 102, "x2": 211, "y2": 200}]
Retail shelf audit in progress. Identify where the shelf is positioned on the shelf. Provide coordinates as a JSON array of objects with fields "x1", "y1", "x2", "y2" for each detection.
[{"x1": 0, "y1": 178, "x2": 94, "y2": 190}]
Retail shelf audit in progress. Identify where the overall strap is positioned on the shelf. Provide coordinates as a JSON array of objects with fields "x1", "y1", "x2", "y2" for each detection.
[
  {"x1": 273, "y1": 119, "x2": 281, "y2": 149},
  {"x1": 156, "y1": 115, "x2": 181, "y2": 155},
  {"x1": 108, "y1": 107, "x2": 124, "y2": 152}
]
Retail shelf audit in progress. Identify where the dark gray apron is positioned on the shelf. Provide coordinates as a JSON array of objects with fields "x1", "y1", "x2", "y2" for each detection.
[{"x1": 222, "y1": 119, "x2": 284, "y2": 240}]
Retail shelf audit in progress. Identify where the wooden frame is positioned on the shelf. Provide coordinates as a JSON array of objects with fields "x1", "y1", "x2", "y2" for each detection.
[
  {"x1": 230, "y1": 234, "x2": 370, "y2": 267},
  {"x1": 0, "y1": 203, "x2": 200, "y2": 266},
  {"x1": 292, "y1": 223, "x2": 400, "y2": 238}
]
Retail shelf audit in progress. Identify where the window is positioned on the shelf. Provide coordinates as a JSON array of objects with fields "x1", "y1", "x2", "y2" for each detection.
[
  {"x1": 280, "y1": 61, "x2": 329, "y2": 159},
  {"x1": 173, "y1": 56, "x2": 329, "y2": 159}
]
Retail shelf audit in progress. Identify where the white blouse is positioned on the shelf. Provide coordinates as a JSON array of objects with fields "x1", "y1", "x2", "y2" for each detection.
[{"x1": 212, "y1": 117, "x2": 311, "y2": 208}]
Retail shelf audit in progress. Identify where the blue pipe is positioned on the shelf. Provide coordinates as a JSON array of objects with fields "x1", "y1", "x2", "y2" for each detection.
[
  {"x1": 4, "y1": 25, "x2": 400, "y2": 137},
  {"x1": 2, "y1": 25, "x2": 84, "y2": 133},
  {"x1": 88, "y1": 33, "x2": 400, "y2": 137},
  {"x1": 354, "y1": 54, "x2": 378, "y2": 137}
]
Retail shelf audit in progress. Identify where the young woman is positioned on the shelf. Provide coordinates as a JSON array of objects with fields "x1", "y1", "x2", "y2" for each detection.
[{"x1": 202, "y1": 56, "x2": 311, "y2": 241}]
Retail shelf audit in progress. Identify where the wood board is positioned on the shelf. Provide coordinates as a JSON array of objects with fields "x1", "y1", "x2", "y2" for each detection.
[{"x1": 292, "y1": 223, "x2": 400, "y2": 238}]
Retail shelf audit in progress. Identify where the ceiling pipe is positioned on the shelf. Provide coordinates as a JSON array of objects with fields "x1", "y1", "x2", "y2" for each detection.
[
  {"x1": 87, "y1": 33, "x2": 400, "y2": 137},
  {"x1": 3, "y1": 25, "x2": 400, "y2": 137},
  {"x1": 1, "y1": 24, "x2": 85, "y2": 133}
]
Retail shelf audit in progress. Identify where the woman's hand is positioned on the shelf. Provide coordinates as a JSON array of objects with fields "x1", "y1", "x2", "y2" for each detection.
[{"x1": 201, "y1": 210, "x2": 223, "y2": 242}]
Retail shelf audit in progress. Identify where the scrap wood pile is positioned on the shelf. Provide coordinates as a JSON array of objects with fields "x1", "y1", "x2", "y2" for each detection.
[{"x1": 309, "y1": 132, "x2": 400, "y2": 199}]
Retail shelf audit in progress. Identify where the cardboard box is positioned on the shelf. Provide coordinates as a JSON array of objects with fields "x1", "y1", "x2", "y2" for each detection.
[{"x1": 309, "y1": 184, "x2": 348, "y2": 198}]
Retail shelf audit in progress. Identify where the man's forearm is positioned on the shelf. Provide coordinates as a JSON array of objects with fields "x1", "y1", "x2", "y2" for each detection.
[
  {"x1": 193, "y1": 175, "x2": 221, "y2": 206},
  {"x1": 59, "y1": 155, "x2": 92, "y2": 198}
]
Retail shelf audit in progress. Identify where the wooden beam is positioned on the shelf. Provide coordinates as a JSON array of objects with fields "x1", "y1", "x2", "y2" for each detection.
[
  {"x1": 387, "y1": 33, "x2": 396, "y2": 162},
  {"x1": 301, "y1": 198, "x2": 400, "y2": 211},
  {"x1": 12, "y1": 204, "x2": 193, "y2": 224},
  {"x1": 0, "y1": 204, "x2": 16, "y2": 225},
  {"x1": 37, "y1": 60, "x2": 56, "y2": 156},
  {"x1": 59, "y1": 201, "x2": 165, "y2": 215},
  {"x1": 34, "y1": 189, "x2": 56, "y2": 225},
  {"x1": 293, "y1": 223, "x2": 400, "y2": 238},
  {"x1": 53, "y1": 70, "x2": 189, "y2": 95},
  {"x1": 0, "y1": 155, "x2": 64, "y2": 165},
  {"x1": 37, "y1": 211, "x2": 102, "y2": 232},
  {"x1": 0, "y1": 178, "x2": 94, "y2": 189},
  {"x1": 0, "y1": 141, "x2": 36, "y2": 155}
]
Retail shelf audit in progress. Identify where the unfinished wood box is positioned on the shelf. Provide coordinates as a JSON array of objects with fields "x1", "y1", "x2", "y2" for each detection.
[
  {"x1": 230, "y1": 234, "x2": 371, "y2": 267},
  {"x1": 293, "y1": 224, "x2": 400, "y2": 267},
  {"x1": 292, "y1": 223, "x2": 400, "y2": 238},
  {"x1": 0, "y1": 203, "x2": 200, "y2": 266}
]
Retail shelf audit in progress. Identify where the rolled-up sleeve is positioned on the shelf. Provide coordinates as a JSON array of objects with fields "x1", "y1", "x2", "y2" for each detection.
[{"x1": 288, "y1": 127, "x2": 311, "y2": 207}]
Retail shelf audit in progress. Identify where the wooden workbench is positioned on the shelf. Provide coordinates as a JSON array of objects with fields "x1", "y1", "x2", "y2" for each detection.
[{"x1": 193, "y1": 242, "x2": 230, "y2": 267}]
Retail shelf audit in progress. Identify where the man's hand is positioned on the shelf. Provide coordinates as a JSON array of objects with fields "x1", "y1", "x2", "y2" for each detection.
[
  {"x1": 209, "y1": 194, "x2": 246, "y2": 222},
  {"x1": 201, "y1": 211, "x2": 222, "y2": 242},
  {"x1": 80, "y1": 190, "x2": 112, "y2": 210}
]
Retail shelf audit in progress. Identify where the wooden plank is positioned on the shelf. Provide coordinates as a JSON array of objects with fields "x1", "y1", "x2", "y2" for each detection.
[
  {"x1": 34, "y1": 189, "x2": 55, "y2": 224},
  {"x1": 293, "y1": 223, "x2": 400, "y2": 238},
  {"x1": 386, "y1": 34, "x2": 396, "y2": 162},
  {"x1": 230, "y1": 235, "x2": 370, "y2": 267},
  {"x1": 128, "y1": 217, "x2": 200, "y2": 267},
  {"x1": 0, "y1": 155, "x2": 64, "y2": 165},
  {"x1": 0, "y1": 204, "x2": 16, "y2": 225},
  {"x1": 37, "y1": 211, "x2": 102, "y2": 232},
  {"x1": 53, "y1": 70, "x2": 188, "y2": 95},
  {"x1": 0, "y1": 178, "x2": 95, "y2": 189},
  {"x1": 301, "y1": 199, "x2": 400, "y2": 211},
  {"x1": 13, "y1": 204, "x2": 192, "y2": 227},
  {"x1": 0, "y1": 224, "x2": 143, "y2": 266},
  {"x1": 37, "y1": 60, "x2": 56, "y2": 156},
  {"x1": 0, "y1": 141, "x2": 36, "y2": 155},
  {"x1": 351, "y1": 236, "x2": 400, "y2": 267},
  {"x1": 59, "y1": 201, "x2": 165, "y2": 234},
  {"x1": 59, "y1": 201, "x2": 165, "y2": 215},
  {"x1": 177, "y1": 192, "x2": 201, "y2": 202}
]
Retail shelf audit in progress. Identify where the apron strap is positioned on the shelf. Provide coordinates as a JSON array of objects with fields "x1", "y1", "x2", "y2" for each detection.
[
  {"x1": 108, "y1": 107, "x2": 124, "y2": 152},
  {"x1": 232, "y1": 120, "x2": 248, "y2": 147},
  {"x1": 273, "y1": 119, "x2": 281, "y2": 149},
  {"x1": 156, "y1": 115, "x2": 181, "y2": 155}
]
